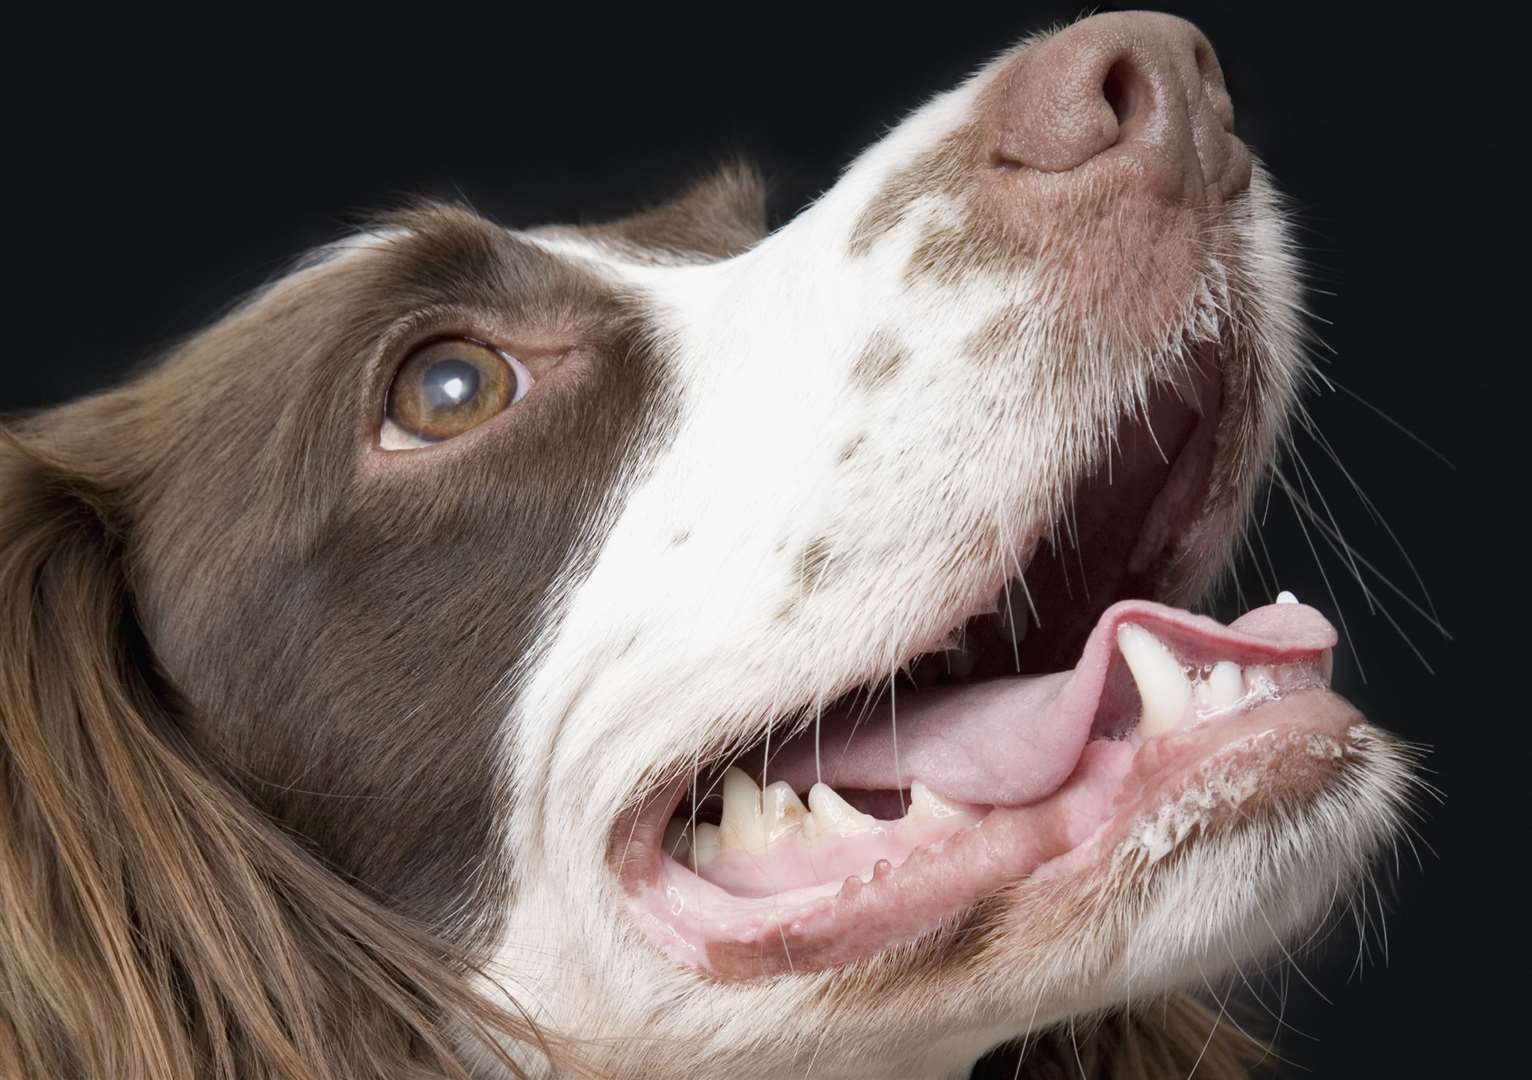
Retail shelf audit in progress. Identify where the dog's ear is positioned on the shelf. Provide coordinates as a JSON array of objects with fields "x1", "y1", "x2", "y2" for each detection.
[
  {"x1": 0, "y1": 419, "x2": 555, "y2": 1080},
  {"x1": 589, "y1": 160, "x2": 769, "y2": 259}
]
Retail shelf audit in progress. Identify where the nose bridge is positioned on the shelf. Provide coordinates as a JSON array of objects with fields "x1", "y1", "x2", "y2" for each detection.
[{"x1": 986, "y1": 12, "x2": 1248, "y2": 202}]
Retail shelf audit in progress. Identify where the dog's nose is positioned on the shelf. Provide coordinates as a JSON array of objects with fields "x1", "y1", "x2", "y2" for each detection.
[{"x1": 986, "y1": 12, "x2": 1250, "y2": 201}]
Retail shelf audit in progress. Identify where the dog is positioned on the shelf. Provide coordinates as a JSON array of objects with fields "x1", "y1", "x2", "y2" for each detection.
[{"x1": 0, "y1": 12, "x2": 1417, "y2": 1079}]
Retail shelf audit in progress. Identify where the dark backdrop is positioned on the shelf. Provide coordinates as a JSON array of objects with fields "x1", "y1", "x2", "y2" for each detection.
[{"x1": 8, "y1": 4, "x2": 1492, "y2": 1076}]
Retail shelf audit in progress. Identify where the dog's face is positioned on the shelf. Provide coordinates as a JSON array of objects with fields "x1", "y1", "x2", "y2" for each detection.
[{"x1": 3, "y1": 13, "x2": 1415, "y2": 1080}]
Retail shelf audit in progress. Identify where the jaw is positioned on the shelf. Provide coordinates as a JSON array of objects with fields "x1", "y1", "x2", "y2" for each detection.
[{"x1": 561, "y1": 705, "x2": 1409, "y2": 1080}]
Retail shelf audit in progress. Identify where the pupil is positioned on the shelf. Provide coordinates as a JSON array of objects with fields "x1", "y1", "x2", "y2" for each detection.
[{"x1": 423, "y1": 358, "x2": 482, "y2": 410}]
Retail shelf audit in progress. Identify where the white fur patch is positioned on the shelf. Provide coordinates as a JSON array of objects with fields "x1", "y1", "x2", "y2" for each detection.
[{"x1": 443, "y1": 38, "x2": 1413, "y2": 1080}]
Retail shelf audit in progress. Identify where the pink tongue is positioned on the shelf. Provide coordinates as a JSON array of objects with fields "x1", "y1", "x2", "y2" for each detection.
[{"x1": 764, "y1": 599, "x2": 1337, "y2": 807}]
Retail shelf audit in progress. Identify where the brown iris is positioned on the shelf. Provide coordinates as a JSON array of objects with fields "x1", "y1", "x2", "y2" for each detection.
[{"x1": 386, "y1": 339, "x2": 520, "y2": 442}]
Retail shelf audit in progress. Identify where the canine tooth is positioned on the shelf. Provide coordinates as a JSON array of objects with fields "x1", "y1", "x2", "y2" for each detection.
[
  {"x1": 663, "y1": 819, "x2": 690, "y2": 860},
  {"x1": 1116, "y1": 623, "x2": 1192, "y2": 738},
  {"x1": 1205, "y1": 661, "x2": 1244, "y2": 710},
  {"x1": 804, "y1": 783, "x2": 876, "y2": 839},
  {"x1": 1276, "y1": 590, "x2": 1299, "y2": 605},
  {"x1": 908, "y1": 780, "x2": 962, "y2": 820},
  {"x1": 761, "y1": 781, "x2": 808, "y2": 844},
  {"x1": 692, "y1": 822, "x2": 722, "y2": 865},
  {"x1": 719, "y1": 768, "x2": 768, "y2": 853}
]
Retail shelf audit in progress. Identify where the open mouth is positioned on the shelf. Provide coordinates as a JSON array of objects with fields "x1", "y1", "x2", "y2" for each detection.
[{"x1": 616, "y1": 352, "x2": 1360, "y2": 977}]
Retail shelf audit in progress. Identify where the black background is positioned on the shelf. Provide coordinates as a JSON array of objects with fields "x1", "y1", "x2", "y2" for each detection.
[{"x1": 8, "y1": 4, "x2": 1494, "y2": 1076}]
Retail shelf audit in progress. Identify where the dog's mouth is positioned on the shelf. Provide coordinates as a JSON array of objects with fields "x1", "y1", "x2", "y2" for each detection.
[{"x1": 616, "y1": 348, "x2": 1359, "y2": 978}]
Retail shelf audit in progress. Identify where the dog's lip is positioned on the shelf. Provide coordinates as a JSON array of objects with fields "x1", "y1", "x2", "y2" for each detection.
[
  {"x1": 614, "y1": 599, "x2": 1351, "y2": 978},
  {"x1": 621, "y1": 692, "x2": 1364, "y2": 980}
]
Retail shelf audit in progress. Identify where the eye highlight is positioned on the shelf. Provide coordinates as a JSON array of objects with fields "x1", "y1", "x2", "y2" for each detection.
[{"x1": 382, "y1": 338, "x2": 532, "y2": 448}]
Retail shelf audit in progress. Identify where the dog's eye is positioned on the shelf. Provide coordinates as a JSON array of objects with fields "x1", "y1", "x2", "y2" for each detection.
[{"x1": 383, "y1": 339, "x2": 532, "y2": 446}]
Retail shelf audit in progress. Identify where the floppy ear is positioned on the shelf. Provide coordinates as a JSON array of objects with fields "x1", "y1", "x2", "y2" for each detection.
[
  {"x1": 0, "y1": 423, "x2": 557, "y2": 1080},
  {"x1": 974, "y1": 993, "x2": 1263, "y2": 1079}
]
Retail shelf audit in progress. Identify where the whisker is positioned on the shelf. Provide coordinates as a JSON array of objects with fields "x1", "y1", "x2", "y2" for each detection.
[
  {"x1": 1274, "y1": 476, "x2": 1444, "y2": 671},
  {"x1": 1288, "y1": 438, "x2": 1371, "y2": 616},
  {"x1": 1276, "y1": 476, "x2": 1447, "y2": 634},
  {"x1": 1324, "y1": 375, "x2": 1456, "y2": 470},
  {"x1": 1275, "y1": 470, "x2": 1366, "y2": 680},
  {"x1": 1293, "y1": 411, "x2": 1442, "y2": 624}
]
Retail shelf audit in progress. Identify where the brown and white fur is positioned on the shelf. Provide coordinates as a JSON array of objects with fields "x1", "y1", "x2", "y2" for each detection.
[{"x1": 0, "y1": 13, "x2": 1414, "y2": 1080}]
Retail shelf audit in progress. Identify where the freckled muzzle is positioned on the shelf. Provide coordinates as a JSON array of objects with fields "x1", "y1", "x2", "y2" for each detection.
[
  {"x1": 580, "y1": 8, "x2": 1396, "y2": 1019},
  {"x1": 610, "y1": 348, "x2": 1352, "y2": 978}
]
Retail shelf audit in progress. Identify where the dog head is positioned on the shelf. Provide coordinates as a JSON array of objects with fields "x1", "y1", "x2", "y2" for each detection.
[{"x1": 1, "y1": 13, "x2": 1414, "y2": 1080}]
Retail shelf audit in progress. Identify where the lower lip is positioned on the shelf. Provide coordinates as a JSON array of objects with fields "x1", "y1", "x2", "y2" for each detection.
[{"x1": 616, "y1": 691, "x2": 1365, "y2": 979}]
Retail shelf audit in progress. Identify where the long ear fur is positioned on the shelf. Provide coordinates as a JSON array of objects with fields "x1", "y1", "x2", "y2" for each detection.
[
  {"x1": 0, "y1": 426, "x2": 564, "y2": 1080},
  {"x1": 975, "y1": 994, "x2": 1267, "y2": 1079}
]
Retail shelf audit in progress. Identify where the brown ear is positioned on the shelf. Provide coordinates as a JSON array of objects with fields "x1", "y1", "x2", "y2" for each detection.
[
  {"x1": 586, "y1": 160, "x2": 769, "y2": 259},
  {"x1": 0, "y1": 424, "x2": 557, "y2": 1080},
  {"x1": 974, "y1": 993, "x2": 1266, "y2": 1079}
]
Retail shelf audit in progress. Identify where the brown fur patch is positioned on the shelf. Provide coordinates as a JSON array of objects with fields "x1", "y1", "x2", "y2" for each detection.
[
  {"x1": 836, "y1": 435, "x2": 866, "y2": 464},
  {"x1": 0, "y1": 431, "x2": 568, "y2": 1079},
  {"x1": 850, "y1": 330, "x2": 910, "y2": 392},
  {"x1": 0, "y1": 203, "x2": 670, "y2": 1078},
  {"x1": 848, "y1": 127, "x2": 980, "y2": 258}
]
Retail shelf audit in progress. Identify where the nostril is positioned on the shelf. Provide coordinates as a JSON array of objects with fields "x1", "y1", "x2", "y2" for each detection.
[
  {"x1": 1101, "y1": 58, "x2": 1141, "y2": 134},
  {"x1": 1192, "y1": 40, "x2": 1217, "y2": 81},
  {"x1": 1188, "y1": 37, "x2": 1225, "y2": 88}
]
